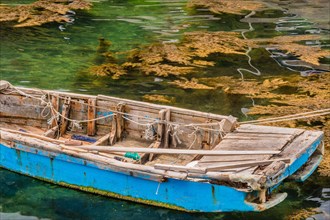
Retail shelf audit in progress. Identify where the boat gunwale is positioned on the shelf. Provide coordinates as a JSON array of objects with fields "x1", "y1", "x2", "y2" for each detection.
[
  {"x1": 0, "y1": 129, "x2": 268, "y2": 190},
  {"x1": 0, "y1": 127, "x2": 324, "y2": 192},
  {"x1": 14, "y1": 86, "x2": 232, "y2": 122}
]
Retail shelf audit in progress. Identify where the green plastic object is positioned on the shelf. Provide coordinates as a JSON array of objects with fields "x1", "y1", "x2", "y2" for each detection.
[{"x1": 124, "y1": 152, "x2": 141, "y2": 160}]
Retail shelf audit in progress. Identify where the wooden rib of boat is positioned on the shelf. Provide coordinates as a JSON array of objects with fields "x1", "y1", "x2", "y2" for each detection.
[{"x1": 0, "y1": 80, "x2": 324, "y2": 212}]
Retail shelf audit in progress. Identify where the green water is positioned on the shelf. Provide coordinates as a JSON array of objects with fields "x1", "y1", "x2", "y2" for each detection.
[{"x1": 0, "y1": 0, "x2": 329, "y2": 219}]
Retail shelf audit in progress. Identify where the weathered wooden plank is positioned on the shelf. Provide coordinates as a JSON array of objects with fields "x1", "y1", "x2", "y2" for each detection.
[
  {"x1": 0, "y1": 94, "x2": 46, "y2": 120},
  {"x1": 223, "y1": 133, "x2": 293, "y2": 139},
  {"x1": 44, "y1": 125, "x2": 59, "y2": 138},
  {"x1": 272, "y1": 131, "x2": 323, "y2": 160},
  {"x1": 157, "y1": 109, "x2": 166, "y2": 143},
  {"x1": 87, "y1": 98, "x2": 96, "y2": 136},
  {"x1": 51, "y1": 95, "x2": 60, "y2": 127},
  {"x1": 59, "y1": 97, "x2": 71, "y2": 136},
  {"x1": 164, "y1": 109, "x2": 171, "y2": 148},
  {"x1": 18, "y1": 87, "x2": 95, "y2": 100},
  {"x1": 69, "y1": 146, "x2": 281, "y2": 155},
  {"x1": 116, "y1": 103, "x2": 125, "y2": 140},
  {"x1": 95, "y1": 101, "x2": 224, "y2": 149},
  {"x1": 149, "y1": 141, "x2": 161, "y2": 162},
  {"x1": 198, "y1": 158, "x2": 258, "y2": 164},
  {"x1": 69, "y1": 99, "x2": 88, "y2": 121},
  {"x1": 94, "y1": 134, "x2": 110, "y2": 146},
  {"x1": 1, "y1": 128, "x2": 64, "y2": 144},
  {"x1": 154, "y1": 164, "x2": 206, "y2": 174},
  {"x1": 0, "y1": 116, "x2": 48, "y2": 129},
  {"x1": 109, "y1": 115, "x2": 117, "y2": 145},
  {"x1": 138, "y1": 142, "x2": 156, "y2": 164},
  {"x1": 97, "y1": 95, "x2": 231, "y2": 121},
  {"x1": 204, "y1": 158, "x2": 291, "y2": 172},
  {"x1": 215, "y1": 139, "x2": 290, "y2": 151},
  {"x1": 236, "y1": 124, "x2": 304, "y2": 135}
]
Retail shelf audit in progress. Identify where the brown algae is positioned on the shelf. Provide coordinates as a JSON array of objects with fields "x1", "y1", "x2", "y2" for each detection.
[{"x1": 0, "y1": 0, "x2": 92, "y2": 27}]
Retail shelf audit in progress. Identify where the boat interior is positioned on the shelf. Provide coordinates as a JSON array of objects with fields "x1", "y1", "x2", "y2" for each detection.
[{"x1": 0, "y1": 80, "x2": 324, "y2": 194}]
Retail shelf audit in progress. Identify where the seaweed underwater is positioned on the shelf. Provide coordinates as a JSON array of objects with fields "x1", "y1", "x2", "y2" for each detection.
[
  {"x1": 87, "y1": 0, "x2": 329, "y2": 80},
  {"x1": 0, "y1": 0, "x2": 92, "y2": 27},
  {"x1": 0, "y1": 0, "x2": 329, "y2": 219}
]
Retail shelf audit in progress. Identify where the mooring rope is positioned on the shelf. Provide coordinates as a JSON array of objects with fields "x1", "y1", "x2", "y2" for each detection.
[{"x1": 240, "y1": 108, "x2": 330, "y2": 125}]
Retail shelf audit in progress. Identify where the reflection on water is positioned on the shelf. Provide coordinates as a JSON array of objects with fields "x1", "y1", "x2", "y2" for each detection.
[
  {"x1": 0, "y1": 212, "x2": 50, "y2": 220},
  {"x1": 0, "y1": 0, "x2": 329, "y2": 219}
]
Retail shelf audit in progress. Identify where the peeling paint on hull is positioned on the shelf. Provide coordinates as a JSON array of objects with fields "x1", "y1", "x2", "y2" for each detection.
[
  {"x1": 0, "y1": 137, "x2": 322, "y2": 212},
  {"x1": 0, "y1": 142, "x2": 257, "y2": 212}
]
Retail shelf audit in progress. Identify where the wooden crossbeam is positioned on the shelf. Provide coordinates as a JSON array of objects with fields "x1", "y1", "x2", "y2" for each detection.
[
  {"x1": 148, "y1": 141, "x2": 161, "y2": 161},
  {"x1": 94, "y1": 134, "x2": 110, "y2": 146},
  {"x1": 43, "y1": 125, "x2": 59, "y2": 138}
]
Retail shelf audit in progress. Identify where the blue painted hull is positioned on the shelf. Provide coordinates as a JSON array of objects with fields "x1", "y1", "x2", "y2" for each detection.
[{"x1": 0, "y1": 134, "x2": 323, "y2": 212}]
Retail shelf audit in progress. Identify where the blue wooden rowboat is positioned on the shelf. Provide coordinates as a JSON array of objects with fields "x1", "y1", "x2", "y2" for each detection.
[{"x1": 0, "y1": 81, "x2": 324, "y2": 212}]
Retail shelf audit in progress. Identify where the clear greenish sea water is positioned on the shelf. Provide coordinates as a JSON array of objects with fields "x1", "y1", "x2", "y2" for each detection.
[{"x1": 0, "y1": 0, "x2": 329, "y2": 219}]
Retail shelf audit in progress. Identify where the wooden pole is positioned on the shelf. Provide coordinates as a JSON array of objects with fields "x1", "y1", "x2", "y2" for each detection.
[
  {"x1": 51, "y1": 95, "x2": 59, "y2": 127},
  {"x1": 59, "y1": 97, "x2": 71, "y2": 136},
  {"x1": 1, "y1": 128, "x2": 64, "y2": 144},
  {"x1": 67, "y1": 146, "x2": 281, "y2": 156},
  {"x1": 149, "y1": 109, "x2": 166, "y2": 161},
  {"x1": 87, "y1": 98, "x2": 96, "y2": 136},
  {"x1": 116, "y1": 103, "x2": 125, "y2": 141},
  {"x1": 157, "y1": 109, "x2": 166, "y2": 144},
  {"x1": 109, "y1": 115, "x2": 117, "y2": 145},
  {"x1": 164, "y1": 109, "x2": 171, "y2": 148}
]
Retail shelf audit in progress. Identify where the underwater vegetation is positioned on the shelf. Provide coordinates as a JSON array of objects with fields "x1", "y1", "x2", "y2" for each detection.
[
  {"x1": 0, "y1": 0, "x2": 329, "y2": 219},
  {"x1": 187, "y1": 0, "x2": 265, "y2": 15},
  {"x1": 0, "y1": 0, "x2": 91, "y2": 27},
  {"x1": 142, "y1": 94, "x2": 175, "y2": 104},
  {"x1": 124, "y1": 31, "x2": 250, "y2": 77},
  {"x1": 89, "y1": 31, "x2": 329, "y2": 80},
  {"x1": 169, "y1": 78, "x2": 215, "y2": 90}
]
